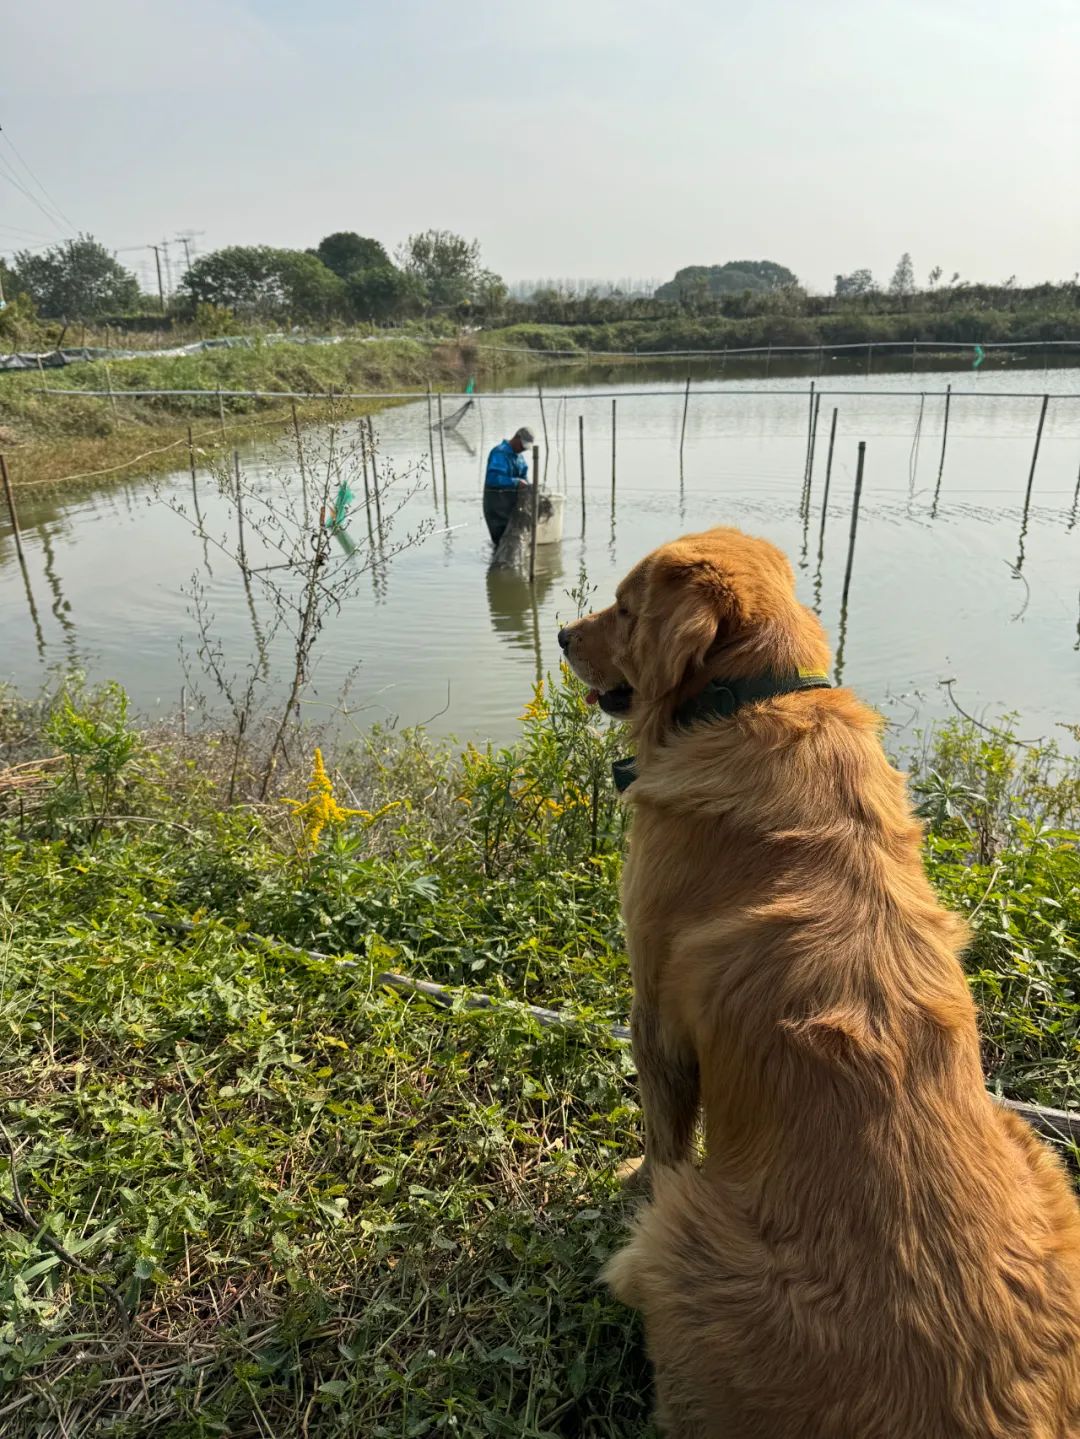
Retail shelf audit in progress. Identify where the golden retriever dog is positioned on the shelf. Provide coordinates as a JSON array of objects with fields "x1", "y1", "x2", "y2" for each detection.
[{"x1": 558, "y1": 527, "x2": 1080, "y2": 1439}]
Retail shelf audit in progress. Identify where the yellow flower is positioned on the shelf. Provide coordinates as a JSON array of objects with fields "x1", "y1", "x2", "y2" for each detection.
[
  {"x1": 520, "y1": 679, "x2": 547, "y2": 722},
  {"x1": 282, "y1": 748, "x2": 365, "y2": 852}
]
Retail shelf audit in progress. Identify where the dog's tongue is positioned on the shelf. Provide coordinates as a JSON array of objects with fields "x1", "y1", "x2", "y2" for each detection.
[{"x1": 585, "y1": 689, "x2": 599, "y2": 705}]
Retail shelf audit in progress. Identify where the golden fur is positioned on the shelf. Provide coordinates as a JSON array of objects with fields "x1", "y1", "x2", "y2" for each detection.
[{"x1": 560, "y1": 527, "x2": 1080, "y2": 1439}]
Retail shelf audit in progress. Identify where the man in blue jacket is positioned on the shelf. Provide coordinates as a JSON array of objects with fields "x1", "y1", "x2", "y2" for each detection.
[{"x1": 483, "y1": 426, "x2": 535, "y2": 545}]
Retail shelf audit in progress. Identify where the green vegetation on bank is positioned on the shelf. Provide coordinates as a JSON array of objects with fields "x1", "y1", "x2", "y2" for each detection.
[
  {"x1": 0, "y1": 334, "x2": 483, "y2": 488},
  {"x1": 0, "y1": 673, "x2": 1077, "y2": 1436}
]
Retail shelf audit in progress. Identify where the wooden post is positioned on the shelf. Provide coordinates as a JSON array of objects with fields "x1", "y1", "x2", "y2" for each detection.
[
  {"x1": 537, "y1": 383, "x2": 549, "y2": 452},
  {"x1": 425, "y1": 383, "x2": 438, "y2": 503},
  {"x1": 367, "y1": 416, "x2": 383, "y2": 531},
  {"x1": 1, "y1": 454, "x2": 25, "y2": 565},
  {"x1": 233, "y1": 449, "x2": 247, "y2": 574},
  {"x1": 840, "y1": 441, "x2": 866, "y2": 614},
  {"x1": 104, "y1": 362, "x2": 119, "y2": 421},
  {"x1": 611, "y1": 397, "x2": 617, "y2": 509},
  {"x1": 818, "y1": 408, "x2": 839, "y2": 553},
  {"x1": 804, "y1": 390, "x2": 822, "y2": 516},
  {"x1": 932, "y1": 382, "x2": 952, "y2": 516},
  {"x1": 289, "y1": 400, "x2": 309, "y2": 528},
  {"x1": 579, "y1": 414, "x2": 586, "y2": 530},
  {"x1": 679, "y1": 374, "x2": 691, "y2": 472},
  {"x1": 436, "y1": 391, "x2": 448, "y2": 508},
  {"x1": 1020, "y1": 394, "x2": 1050, "y2": 526},
  {"x1": 529, "y1": 445, "x2": 540, "y2": 584},
  {"x1": 218, "y1": 388, "x2": 226, "y2": 442},
  {"x1": 801, "y1": 380, "x2": 817, "y2": 514},
  {"x1": 360, "y1": 420, "x2": 373, "y2": 528}
]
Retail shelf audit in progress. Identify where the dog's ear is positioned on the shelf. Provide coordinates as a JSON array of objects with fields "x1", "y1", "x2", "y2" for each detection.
[{"x1": 634, "y1": 556, "x2": 744, "y2": 699}]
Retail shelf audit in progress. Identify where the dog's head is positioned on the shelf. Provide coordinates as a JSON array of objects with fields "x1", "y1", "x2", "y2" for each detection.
[{"x1": 559, "y1": 527, "x2": 829, "y2": 731}]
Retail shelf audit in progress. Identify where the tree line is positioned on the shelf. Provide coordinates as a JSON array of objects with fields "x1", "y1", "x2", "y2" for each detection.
[{"x1": 2, "y1": 234, "x2": 1078, "y2": 335}]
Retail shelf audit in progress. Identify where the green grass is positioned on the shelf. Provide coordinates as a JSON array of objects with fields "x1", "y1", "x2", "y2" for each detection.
[
  {"x1": 0, "y1": 675, "x2": 1077, "y2": 1436},
  {"x1": 0, "y1": 333, "x2": 493, "y2": 490},
  {"x1": 477, "y1": 310, "x2": 1080, "y2": 355}
]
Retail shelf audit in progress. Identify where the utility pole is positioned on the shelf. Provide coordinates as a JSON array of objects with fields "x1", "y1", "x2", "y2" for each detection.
[
  {"x1": 160, "y1": 239, "x2": 174, "y2": 298},
  {"x1": 175, "y1": 230, "x2": 204, "y2": 273},
  {"x1": 151, "y1": 243, "x2": 165, "y2": 313}
]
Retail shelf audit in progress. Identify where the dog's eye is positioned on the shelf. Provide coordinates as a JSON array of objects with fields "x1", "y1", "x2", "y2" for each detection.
[{"x1": 617, "y1": 604, "x2": 630, "y2": 619}]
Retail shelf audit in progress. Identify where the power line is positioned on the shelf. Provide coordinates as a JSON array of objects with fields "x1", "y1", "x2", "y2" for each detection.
[
  {"x1": 0, "y1": 125, "x2": 77, "y2": 232},
  {"x1": 0, "y1": 153, "x2": 67, "y2": 236}
]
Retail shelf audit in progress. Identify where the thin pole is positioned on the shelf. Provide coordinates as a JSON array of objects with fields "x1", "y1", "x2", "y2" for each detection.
[
  {"x1": 801, "y1": 380, "x2": 817, "y2": 513},
  {"x1": 818, "y1": 407, "x2": 839, "y2": 552},
  {"x1": 104, "y1": 362, "x2": 118, "y2": 421},
  {"x1": 359, "y1": 420, "x2": 374, "y2": 530},
  {"x1": 932, "y1": 383, "x2": 952, "y2": 516},
  {"x1": 537, "y1": 383, "x2": 549, "y2": 453},
  {"x1": 186, "y1": 424, "x2": 202, "y2": 527},
  {"x1": 529, "y1": 445, "x2": 540, "y2": 584},
  {"x1": 578, "y1": 414, "x2": 586, "y2": 531},
  {"x1": 152, "y1": 244, "x2": 165, "y2": 313},
  {"x1": 425, "y1": 383, "x2": 438, "y2": 503},
  {"x1": 218, "y1": 388, "x2": 226, "y2": 442},
  {"x1": 1020, "y1": 394, "x2": 1050, "y2": 527},
  {"x1": 840, "y1": 441, "x2": 867, "y2": 614},
  {"x1": 611, "y1": 397, "x2": 617, "y2": 509},
  {"x1": 911, "y1": 338, "x2": 917, "y2": 374},
  {"x1": 436, "y1": 392, "x2": 448, "y2": 508},
  {"x1": 1, "y1": 454, "x2": 25, "y2": 565},
  {"x1": 367, "y1": 416, "x2": 383, "y2": 531},
  {"x1": 679, "y1": 374, "x2": 690, "y2": 472},
  {"x1": 290, "y1": 400, "x2": 309, "y2": 528},
  {"x1": 804, "y1": 390, "x2": 822, "y2": 516},
  {"x1": 233, "y1": 449, "x2": 247, "y2": 574}
]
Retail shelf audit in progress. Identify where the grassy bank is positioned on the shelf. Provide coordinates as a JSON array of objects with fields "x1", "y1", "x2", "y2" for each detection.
[
  {"x1": 478, "y1": 310, "x2": 1080, "y2": 356},
  {"x1": 0, "y1": 335, "x2": 488, "y2": 490},
  {"x1": 0, "y1": 672, "x2": 1077, "y2": 1435}
]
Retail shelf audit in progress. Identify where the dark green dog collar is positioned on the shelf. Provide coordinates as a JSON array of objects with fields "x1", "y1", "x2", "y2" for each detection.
[{"x1": 611, "y1": 669, "x2": 831, "y2": 792}]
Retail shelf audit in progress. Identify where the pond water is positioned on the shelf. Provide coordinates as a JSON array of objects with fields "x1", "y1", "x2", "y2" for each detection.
[{"x1": 2, "y1": 363, "x2": 1079, "y2": 749}]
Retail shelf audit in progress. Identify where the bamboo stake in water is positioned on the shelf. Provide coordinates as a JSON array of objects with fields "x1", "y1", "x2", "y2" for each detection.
[
  {"x1": 802, "y1": 390, "x2": 822, "y2": 526},
  {"x1": 1, "y1": 453, "x2": 26, "y2": 565},
  {"x1": 425, "y1": 384, "x2": 438, "y2": 503},
  {"x1": 186, "y1": 424, "x2": 203, "y2": 528},
  {"x1": 367, "y1": 416, "x2": 383, "y2": 532},
  {"x1": 931, "y1": 383, "x2": 952, "y2": 516},
  {"x1": 1019, "y1": 394, "x2": 1050, "y2": 532},
  {"x1": 818, "y1": 407, "x2": 839, "y2": 554},
  {"x1": 611, "y1": 398, "x2": 617, "y2": 509},
  {"x1": 436, "y1": 392, "x2": 448, "y2": 508},
  {"x1": 233, "y1": 450, "x2": 248, "y2": 574},
  {"x1": 679, "y1": 374, "x2": 691, "y2": 474},
  {"x1": 801, "y1": 381, "x2": 817, "y2": 514},
  {"x1": 359, "y1": 420, "x2": 374, "y2": 539},
  {"x1": 529, "y1": 445, "x2": 540, "y2": 584},
  {"x1": 579, "y1": 414, "x2": 586, "y2": 531},
  {"x1": 840, "y1": 441, "x2": 867, "y2": 614},
  {"x1": 290, "y1": 400, "x2": 309, "y2": 529},
  {"x1": 218, "y1": 389, "x2": 226, "y2": 442}
]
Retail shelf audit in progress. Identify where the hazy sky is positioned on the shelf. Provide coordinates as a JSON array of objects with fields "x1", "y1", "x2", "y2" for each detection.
[{"x1": 3, "y1": 0, "x2": 1077, "y2": 293}]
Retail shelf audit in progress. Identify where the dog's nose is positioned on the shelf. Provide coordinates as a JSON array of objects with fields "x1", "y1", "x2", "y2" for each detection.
[{"x1": 557, "y1": 626, "x2": 571, "y2": 651}]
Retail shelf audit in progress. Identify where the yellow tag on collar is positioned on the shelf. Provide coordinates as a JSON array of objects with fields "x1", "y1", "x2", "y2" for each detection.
[{"x1": 797, "y1": 667, "x2": 829, "y2": 681}]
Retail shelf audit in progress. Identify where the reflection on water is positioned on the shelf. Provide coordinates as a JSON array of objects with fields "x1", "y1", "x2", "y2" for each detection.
[
  {"x1": 3, "y1": 360, "x2": 1080, "y2": 745},
  {"x1": 486, "y1": 546, "x2": 565, "y2": 684}
]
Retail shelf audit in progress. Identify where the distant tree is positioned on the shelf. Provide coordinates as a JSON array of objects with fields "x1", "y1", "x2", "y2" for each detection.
[
  {"x1": 10, "y1": 234, "x2": 140, "y2": 319},
  {"x1": 313, "y1": 232, "x2": 390, "y2": 281},
  {"x1": 834, "y1": 269, "x2": 877, "y2": 298},
  {"x1": 928, "y1": 265, "x2": 943, "y2": 290},
  {"x1": 655, "y1": 260, "x2": 798, "y2": 302},
  {"x1": 397, "y1": 230, "x2": 497, "y2": 308},
  {"x1": 347, "y1": 265, "x2": 423, "y2": 321},
  {"x1": 889, "y1": 253, "x2": 916, "y2": 297},
  {"x1": 180, "y1": 246, "x2": 346, "y2": 321}
]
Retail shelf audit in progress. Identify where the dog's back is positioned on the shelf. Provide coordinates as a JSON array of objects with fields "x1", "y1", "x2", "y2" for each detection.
[{"x1": 609, "y1": 691, "x2": 1080, "y2": 1438}]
